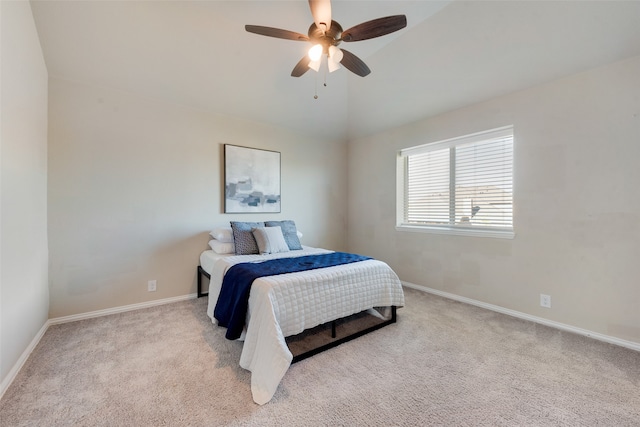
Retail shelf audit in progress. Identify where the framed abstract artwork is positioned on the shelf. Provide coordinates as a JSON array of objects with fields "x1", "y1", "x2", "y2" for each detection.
[{"x1": 224, "y1": 144, "x2": 281, "y2": 213}]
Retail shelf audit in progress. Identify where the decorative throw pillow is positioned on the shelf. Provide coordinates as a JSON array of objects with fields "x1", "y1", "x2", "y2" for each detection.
[
  {"x1": 230, "y1": 221, "x2": 264, "y2": 255},
  {"x1": 265, "y1": 220, "x2": 303, "y2": 250},
  {"x1": 252, "y1": 226, "x2": 290, "y2": 255},
  {"x1": 209, "y1": 227, "x2": 234, "y2": 243},
  {"x1": 208, "y1": 239, "x2": 235, "y2": 254}
]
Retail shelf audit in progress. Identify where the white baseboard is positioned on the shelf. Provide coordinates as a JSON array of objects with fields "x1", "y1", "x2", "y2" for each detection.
[
  {"x1": 0, "y1": 321, "x2": 49, "y2": 400},
  {"x1": 402, "y1": 281, "x2": 640, "y2": 352},
  {"x1": 48, "y1": 293, "x2": 198, "y2": 325},
  {"x1": 4, "y1": 286, "x2": 637, "y2": 400},
  {"x1": 0, "y1": 293, "x2": 198, "y2": 399}
]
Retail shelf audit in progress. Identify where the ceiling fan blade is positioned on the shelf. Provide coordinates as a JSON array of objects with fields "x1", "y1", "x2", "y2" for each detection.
[
  {"x1": 291, "y1": 56, "x2": 311, "y2": 77},
  {"x1": 308, "y1": 0, "x2": 332, "y2": 32},
  {"x1": 339, "y1": 49, "x2": 371, "y2": 77},
  {"x1": 341, "y1": 15, "x2": 407, "y2": 42},
  {"x1": 245, "y1": 25, "x2": 309, "y2": 41}
]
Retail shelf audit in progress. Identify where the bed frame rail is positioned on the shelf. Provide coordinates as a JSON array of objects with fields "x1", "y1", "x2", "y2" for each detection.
[
  {"x1": 196, "y1": 265, "x2": 398, "y2": 364},
  {"x1": 291, "y1": 306, "x2": 397, "y2": 364}
]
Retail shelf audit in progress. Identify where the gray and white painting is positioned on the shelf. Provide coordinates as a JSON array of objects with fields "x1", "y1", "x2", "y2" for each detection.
[{"x1": 224, "y1": 145, "x2": 281, "y2": 213}]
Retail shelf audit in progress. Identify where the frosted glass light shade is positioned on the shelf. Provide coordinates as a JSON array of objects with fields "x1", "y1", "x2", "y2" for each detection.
[
  {"x1": 308, "y1": 58, "x2": 321, "y2": 71},
  {"x1": 327, "y1": 57, "x2": 340, "y2": 72},
  {"x1": 327, "y1": 46, "x2": 342, "y2": 73},
  {"x1": 328, "y1": 45, "x2": 343, "y2": 63},
  {"x1": 308, "y1": 44, "x2": 323, "y2": 61}
]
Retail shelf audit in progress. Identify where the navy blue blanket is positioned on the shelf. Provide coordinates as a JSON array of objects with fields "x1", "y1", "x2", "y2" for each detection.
[{"x1": 214, "y1": 252, "x2": 372, "y2": 340}]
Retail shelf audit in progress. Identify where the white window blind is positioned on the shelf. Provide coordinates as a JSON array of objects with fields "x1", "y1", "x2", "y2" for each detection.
[{"x1": 398, "y1": 126, "x2": 514, "y2": 237}]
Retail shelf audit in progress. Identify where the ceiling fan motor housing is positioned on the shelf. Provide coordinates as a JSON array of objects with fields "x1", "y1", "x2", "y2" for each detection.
[{"x1": 308, "y1": 20, "x2": 343, "y2": 53}]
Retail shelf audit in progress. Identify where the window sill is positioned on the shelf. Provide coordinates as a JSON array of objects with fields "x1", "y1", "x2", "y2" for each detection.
[{"x1": 396, "y1": 224, "x2": 515, "y2": 239}]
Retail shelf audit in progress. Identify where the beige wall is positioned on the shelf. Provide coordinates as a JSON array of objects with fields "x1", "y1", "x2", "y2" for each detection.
[
  {"x1": 347, "y1": 55, "x2": 640, "y2": 344},
  {"x1": 48, "y1": 78, "x2": 347, "y2": 318},
  {"x1": 0, "y1": 0, "x2": 49, "y2": 386}
]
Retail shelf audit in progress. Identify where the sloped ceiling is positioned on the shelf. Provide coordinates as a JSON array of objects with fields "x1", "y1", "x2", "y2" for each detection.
[{"x1": 30, "y1": 1, "x2": 640, "y2": 141}]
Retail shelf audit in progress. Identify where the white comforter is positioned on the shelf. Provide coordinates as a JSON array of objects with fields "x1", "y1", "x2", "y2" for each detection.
[{"x1": 205, "y1": 247, "x2": 405, "y2": 405}]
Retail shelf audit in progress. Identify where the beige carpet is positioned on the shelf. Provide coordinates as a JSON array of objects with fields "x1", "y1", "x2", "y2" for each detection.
[{"x1": 1, "y1": 287, "x2": 639, "y2": 426}]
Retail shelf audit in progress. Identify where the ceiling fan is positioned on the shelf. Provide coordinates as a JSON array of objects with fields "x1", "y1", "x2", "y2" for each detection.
[{"x1": 245, "y1": 0, "x2": 407, "y2": 77}]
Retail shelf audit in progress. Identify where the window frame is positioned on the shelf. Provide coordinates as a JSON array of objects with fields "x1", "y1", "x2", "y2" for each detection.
[{"x1": 396, "y1": 126, "x2": 515, "y2": 239}]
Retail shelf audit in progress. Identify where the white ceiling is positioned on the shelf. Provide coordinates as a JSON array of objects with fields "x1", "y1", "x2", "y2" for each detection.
[{"x1": 30, "y1": 1, "x2": 640, "y2": 141}]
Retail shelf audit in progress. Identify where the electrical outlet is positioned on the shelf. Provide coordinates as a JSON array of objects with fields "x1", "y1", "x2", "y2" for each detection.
[
  {"x1": 540, "y1": 294, "x2": 551, "y2": 308},
  {"x1": 148, "y1": 280, "x2": 157, "y2": 292}
]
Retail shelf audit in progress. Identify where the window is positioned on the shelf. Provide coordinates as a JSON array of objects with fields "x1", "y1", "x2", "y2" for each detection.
[{"x1": 397, "y1": 126, "x2": 514, "y2": 238}]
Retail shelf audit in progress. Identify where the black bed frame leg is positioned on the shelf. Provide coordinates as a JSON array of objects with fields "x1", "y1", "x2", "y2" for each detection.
[
  {"x1": 197, "y1": 266, "x2": 209, "y2": 298},
  {"x1": 331, "y1": 321, "x2": 337, "y2": 338}
]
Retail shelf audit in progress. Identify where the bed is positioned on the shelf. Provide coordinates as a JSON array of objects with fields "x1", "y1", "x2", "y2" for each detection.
[{"x1": 199, "y1": 244, "x2": 405, "y2": 405}]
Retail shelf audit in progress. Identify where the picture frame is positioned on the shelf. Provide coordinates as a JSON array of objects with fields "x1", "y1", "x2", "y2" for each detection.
[{"x1": 224, "y1": 144, "x2": 281, "y2": 213}]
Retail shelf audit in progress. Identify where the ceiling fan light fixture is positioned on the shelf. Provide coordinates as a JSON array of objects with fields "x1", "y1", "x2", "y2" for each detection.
[
  {"x1": 308, "y1": 58, "x2": 321, "y2": 72},
  {"x1": 327, "y1": 58, "x2": 341, "y2": 73},
  {"x1": 308, "y1": 44, "x2": 323, "y2": 61},
  {"x1": 328, "y1": 45, "x2": 343, "y2": 63}
]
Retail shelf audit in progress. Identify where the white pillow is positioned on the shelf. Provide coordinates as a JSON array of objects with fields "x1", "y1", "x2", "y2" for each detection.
[
  {"x1": 251, "y1": 226, "x2": 290, "y2": 255},
  {"x1": 209, "y1": 227, "x2": 234, "y2": 243},
  {"x1": 208, "y1": 239, "x2": 235, "y2": 254},
  {"x1": 297, "y1": 230, "x2": 303, "y2": 239}
]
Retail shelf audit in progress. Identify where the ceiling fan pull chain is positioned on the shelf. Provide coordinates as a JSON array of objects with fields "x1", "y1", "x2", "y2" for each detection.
[
  {"x1": 314, "y1": 73, "x2": 318, "y2": 99},
  {"x1": 323, "y1": 62, "x2": 328, "y2": 87}
]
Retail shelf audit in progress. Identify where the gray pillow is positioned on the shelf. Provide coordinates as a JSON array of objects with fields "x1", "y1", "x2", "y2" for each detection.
[
  {"x1": 264, "y1": 220, "x2": 302, "y2": 250},
  {"x1": 252, "y1": 226, "x2": 290, "y2": 255},
  {"x1": 230, "y1": 221, "x2": 264, "y2": 255}
]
